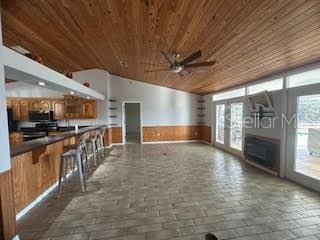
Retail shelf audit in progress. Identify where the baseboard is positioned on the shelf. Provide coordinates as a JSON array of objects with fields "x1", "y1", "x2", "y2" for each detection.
[
  {"x1": 16, "y1": 181, "x2": 58, "y2": 220},
  {"x1": 200, "y1": 140, "x2": 212, "y2": 145},
  {"x1": 143, "y1": 140, "x2": 203, "y2": 144},
  {"x1": 245, "y1": 159, "x2": 278, "y2": 176}
]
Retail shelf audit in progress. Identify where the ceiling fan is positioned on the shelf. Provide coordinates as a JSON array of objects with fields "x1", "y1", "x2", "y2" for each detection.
[{"x1": 143, "y1": 50, "x2": 216, "y2": 76}]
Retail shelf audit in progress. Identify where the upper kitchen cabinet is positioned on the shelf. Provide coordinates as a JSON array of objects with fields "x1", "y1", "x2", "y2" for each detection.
[
  {"x1": 6, "y1": 99, "x2": 12, "y2": 107},
  {"x1": 51, "y1": 99, "x2": 65, "y2": 120},
  {"x1": 11, "y1": 100, "x2": 21, "y2": 121},
  {"x1": 29, "y1": 99, "x2": 41, "y2": 111},
  {"x1": 19, "y1": 99, "x2": 29, "y2": 121},
  {"x1": 40, "y1": 100, "x2": 51, "y2": 111},
  {"x1": 82, "y1": 99, "x2": 97, "y2": 119}
]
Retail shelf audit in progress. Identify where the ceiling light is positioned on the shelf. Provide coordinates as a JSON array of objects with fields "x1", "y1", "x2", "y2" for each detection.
[
  {"x1": 37, "y1": 82, "x2": 46, "y2": 86},
  {"x1": 69, "y1": 91, "x2": 75, "y2": 95},
  {"x1": 86, "y1": 96, "x2": 91, "y2": 99}
]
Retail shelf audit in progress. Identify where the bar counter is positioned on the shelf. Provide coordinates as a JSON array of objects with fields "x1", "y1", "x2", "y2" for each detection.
[
  {"x1": 10, "y1": 125, "x2": 106, "y2": 157},
  {"x1": 9, "y1": 125, "x2": 107, "y2": 215}
]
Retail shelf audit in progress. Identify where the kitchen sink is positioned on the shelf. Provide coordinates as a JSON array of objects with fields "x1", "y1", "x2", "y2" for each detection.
[{"x1": 57, "y1": 126, "x2": 89, "y2": 132}]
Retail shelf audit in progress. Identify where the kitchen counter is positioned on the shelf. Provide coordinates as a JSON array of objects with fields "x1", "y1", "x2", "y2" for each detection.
[{"x1": 10, "y1": 125, "x2": 106, "y2": 157}]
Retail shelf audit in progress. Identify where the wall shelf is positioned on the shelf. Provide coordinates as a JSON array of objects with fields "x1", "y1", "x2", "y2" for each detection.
[{"x1": 197, "y1": 97, "x2": 206, "y2": 125}]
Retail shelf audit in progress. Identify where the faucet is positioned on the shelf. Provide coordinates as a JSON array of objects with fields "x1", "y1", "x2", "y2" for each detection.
[{"x1": 65, "y1": 119, "x2": 70, "y2": 128}]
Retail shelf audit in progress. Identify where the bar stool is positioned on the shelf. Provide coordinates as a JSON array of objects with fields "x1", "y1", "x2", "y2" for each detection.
[
  {"x1": 57, "y1": 133, "x2": 89, "y2": 195},
  {"x1": 98, "y1": 128, "x2": 106, "y2": 157},
  {"x1": 89, "y1": 130, "x2": 100, "y2": 166}
]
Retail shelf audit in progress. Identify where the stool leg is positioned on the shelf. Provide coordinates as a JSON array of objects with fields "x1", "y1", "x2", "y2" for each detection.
[
  {"x1": 92, "y1": 141, "x2": 97, "y2": 166},
  {"x1": 76, "y1": 153, "x2": 85, "y2": 192},
  {"x1": 57, "y1": 156, "x2": 67, "y2": 196},
  {"x1": 100, "y1": 136, "x2": 105, "y2": 157}
]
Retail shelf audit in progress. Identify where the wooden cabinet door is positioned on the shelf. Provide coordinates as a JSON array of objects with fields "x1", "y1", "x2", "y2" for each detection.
[
  {"x1": 11, "y1": 100, "x2": 20, "y2": 121},
  {"x1": 82, "y1": 100, "x2": 96, "y2": 119},
  {"x1": 29, "y1": 100, "x2": 41, "y2": 111},
  {"x1": 20, "y1": 100, "x2": 29, "y2": 121},
  {"x1": 52, "y1": 100, "x2": 65, "y2": 120},
  {"x1": 40, "y1": 100, "x2": 51, "y2": 111},
  {"x1": 6, "y1": 99, "x2": 12, "y2": 107}
]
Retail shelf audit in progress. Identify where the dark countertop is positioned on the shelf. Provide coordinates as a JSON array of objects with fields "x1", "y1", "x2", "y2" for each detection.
[{"x1": 10, "y1": 125, "x2": 106, "y2": 157}]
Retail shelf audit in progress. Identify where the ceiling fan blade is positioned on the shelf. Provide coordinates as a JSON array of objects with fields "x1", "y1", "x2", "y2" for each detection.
[
  {"x1": 160, "y1": 50, "x2": 174, "y2": 65},
  {"x1": 145, "y1": 68, "x2": 170, "y2": 73},
  {"x1": 184, "y1": 60, "x2": 216, "y2": 68},
  {"x1": 179, "y1": 50, "x2": 202, "y2": 66}
]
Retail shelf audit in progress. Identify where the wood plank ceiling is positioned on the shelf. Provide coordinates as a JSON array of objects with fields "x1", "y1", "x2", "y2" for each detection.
[{"x1": 2, "y1": 0, "x2": 320, "y2": 95}]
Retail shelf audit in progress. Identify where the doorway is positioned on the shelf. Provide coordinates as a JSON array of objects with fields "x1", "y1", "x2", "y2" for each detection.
[
  {"x1": 214, "y1": 99, "x2": 244, "y2": 156},
  {"x1": 286, "y1": 84, "x2": 320, "y2": 191},
  {"x1": 122, "y1": 102, "x2": 142, "y2": 144}
]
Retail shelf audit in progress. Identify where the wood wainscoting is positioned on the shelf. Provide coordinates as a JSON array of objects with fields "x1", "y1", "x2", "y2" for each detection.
[
  {"x1": 108, "y1": 127, "x2": 122, "y2": 144},
  {"x1": 11, "y1": 141, "x2": 63, "y2": 213},
  {"x1": 143, "y1": 125, "x2": 200, "y2": 142},
  {"x1": 0, "y1": 170, "x2": 16, "y2": 240},
  {"x1": 199, "y1": 125, "x2": 212, "y2": 144}
]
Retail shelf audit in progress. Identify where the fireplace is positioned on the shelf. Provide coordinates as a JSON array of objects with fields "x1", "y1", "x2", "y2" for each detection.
[{"x1": 244, "y1": 134, "x2": 280, "y2": 174}]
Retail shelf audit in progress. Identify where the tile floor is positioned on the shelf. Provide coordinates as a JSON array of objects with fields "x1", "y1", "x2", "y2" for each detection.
[{"x1": 18, "y1": 143, "x2": 320, "y2": 240}]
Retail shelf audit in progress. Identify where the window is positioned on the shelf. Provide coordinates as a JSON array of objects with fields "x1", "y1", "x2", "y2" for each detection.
[
  {"x1": 212, "y1": 88, "x2": 245, "y2": 101},
  {"x1": 247, "y1": 78, "x2": 283, "y2": 95},
  {"x1": 287, "y1": 68, "x2": 320, "y2": 88}
]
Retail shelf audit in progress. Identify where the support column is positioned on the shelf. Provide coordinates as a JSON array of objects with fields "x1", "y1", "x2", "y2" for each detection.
[{"x1": 0, "y1": 3, "x2": 18, "y2": 240}]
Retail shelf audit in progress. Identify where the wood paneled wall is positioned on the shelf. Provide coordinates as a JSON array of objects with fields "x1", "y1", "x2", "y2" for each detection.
[
  {"x1": 11, "y1": 141, "x2": 63, "y2": 213},
  {"x1": 109, "y1": 127, "x2": 122, "y2": 144},
  {"x1": 143, "y1": 125, "x2": 200, "y2": 142},
  {"x1": 199, "y1": 125, "x2": 212, "y2": 144},
  {"x1": 0, "y1": 170, "x2": 16, "y2": 240}
]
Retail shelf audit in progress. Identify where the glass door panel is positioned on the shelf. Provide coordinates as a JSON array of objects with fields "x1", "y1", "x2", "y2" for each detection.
[
  {"x1": 294, "y1": 94, "x2": 320, "y2": 180},
  {"x1": 230, "y1": 102, "x2": 243, "y2": 151},
  {"x1": 215, "y1": 104, "x2": 225, "y2": 144}
]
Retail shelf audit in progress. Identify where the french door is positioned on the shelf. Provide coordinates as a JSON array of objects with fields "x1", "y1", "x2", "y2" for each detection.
[
  {"x1": 286, "y1": 84, "x2": 320, "y2": 191},
  {"x1": 214, "y1": 98, "x2": 244, "y2": 156}
]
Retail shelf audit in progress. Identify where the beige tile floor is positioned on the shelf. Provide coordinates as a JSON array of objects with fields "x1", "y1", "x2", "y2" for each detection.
[{"x1": 17, "y1": 143, "x2": 320, "y2": 240}]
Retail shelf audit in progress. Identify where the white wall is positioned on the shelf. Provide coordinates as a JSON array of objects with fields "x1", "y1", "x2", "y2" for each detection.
[
  {"x1": 110, "y1": 75, "x2": 198, "y2": 127},
  {"x1": 0, "y1": 9, "x2": 11, "y2": 172},
  {"x1": 5, "y1": 69, "x2": 198, "y2": 128},
  {"x1": 6, "y1": 81, "x2": 63, "y2": 98},
  {"x1": 72, "y1": 69, "x2": 109, "y2": 126}
]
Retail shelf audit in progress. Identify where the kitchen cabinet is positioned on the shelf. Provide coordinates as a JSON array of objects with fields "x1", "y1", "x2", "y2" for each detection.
[
  {"x1": 20, "y1": 99, "x2": 29, "y2": 121},
  {"x1": 51, "y1": 100, "x2": 65, "y2": 120},
  {"x1": 40, "y1": 100, "x2": 51, "y2": 111},
  {"x1": 65, "y1": 95, "x2": 82, "y2": 119},
  {"x1": 29, "y1": 100, "x2": 41, "y2": 111},
  {"x1": 82, "y1": 100, "x2": 97, "y2": 119},
  {"x1": 6, "y1": 99, "x2": 12, "y2": 107},
  {"x1": 6, "y1": 97, "x2": 97, "y2": 120},
  {"x1": 9, "y1": 132, "x2": 23, "y2": 144},
  {"x1": 11, "y1": 100, "x2": 21, "y2": 121}
]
